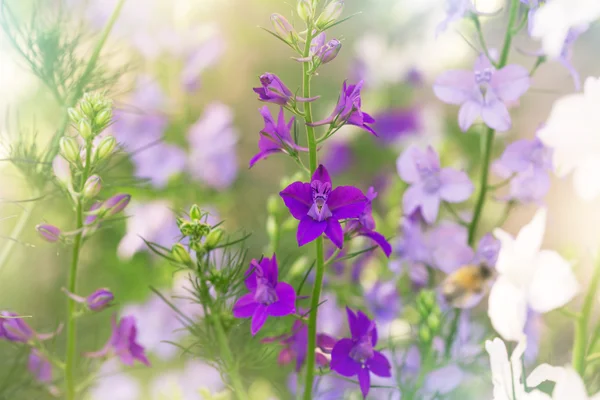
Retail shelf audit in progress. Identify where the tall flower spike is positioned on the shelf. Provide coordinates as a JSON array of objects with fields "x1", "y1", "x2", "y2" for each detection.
[
  {"x1": 433, "y1": 54, "x2": 530, "y2": 132},
  {"x1": 330, "y1": 307, "x2": 391, "y2": 399},
  {"x1": 232, "y1": 255, "x2": 296, "y2": 335},
  {"x1": 280, "y1": 165, "x2": 367, "y2": 248},
  {"x1": 397, "y1": 145, "x2": 474, "y2": 224},
  {"x1": 86, "y1": 315, "x2": 150, "y2": 366},
  {"x1": 253, "y1": 73, "x2": 318, "y2": 106},
  {"x1": 249, "y1": 106, "x2": 308, "y2": 167},
  {"x1": 309, "y1": 80, "x2": 377, "y2": 136}
]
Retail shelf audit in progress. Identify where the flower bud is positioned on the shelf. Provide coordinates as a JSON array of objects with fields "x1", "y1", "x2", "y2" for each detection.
[
  {"x1": 316, "y1": 0, "x2": 344, "y2": 29},
  {"x1": 59, "y1": 137, "x2": 80, "y2": 163},
  {"x1": 171, "y1": 243, "x2": 192, "y2": 265},
  {"x1": 103, "y1": 193, "x2": 131, "y2": 216},
  {"x1": 189, "y1": 205, "x2": 202, "y2": 221},
  {"x1": 52, "y1": 155, "x2": 72, "y2": 186},
  {"x1": 271, "y1": 13, "x2": 294, "y2": 42},
  {"x1": 297, "y1": 0, "x2": 314, "y2": 22},
  {"x1": 266, "y1": 215, "x2": 278, "y2": 242},
  {"x1": 80, "y1": 98, "x2": 94, "y2": 118},
  {"x1": 427, "y1": 313, "x2": 441, "y2": 333},
  {"x1": 318, "y1": 39, "x2": 342, "y2": 64},
  {"x1": 83, "y1": 175, "x2": 102, "y2": 199},
  {"x1": 205, "y1": 228, "x2": 224, "y2": 249},
  {"x1": 0, "y1": 312, "x2": 34, "y2": 342},
  {"x1": 95, "y1": 135, "x2": 117, "y2": 161},
  {"x1": 419, "y1": 325, "x2": 431, "y2": 344},
  {"x1": 177, "y1": 218, "x2": 195, "y2": 237},
  {"x1": 68, "y1": 107, "x2": 83, "y2": 124},
  {"x1": 86, "y1": 288, "x2": 114, "y2": 311},
  {"x1": 36, "y1": 224, "x2": 61, "y2": 243},
  {"x1": 78, "y1": 119, "x2": 93, "y2": 139},
  {"x1": 94, "y1": 109, "x2": 112, "y2": 129}
]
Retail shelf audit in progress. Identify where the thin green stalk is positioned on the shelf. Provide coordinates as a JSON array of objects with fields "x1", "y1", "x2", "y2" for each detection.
[
  {"x1": 468, "y1": 126, "x2": 495, "y2": 245},
  {"x1": 0, "y1": 199, "x2": 37, "y2": 273},
  {"x1": 301, "y1": 27, "x2": 326, "y2": 400},
  {"x1": 444, "y1": 310, "x2": 461, "y2": 359},
  {"x1": 572, "y1": 257, "x2": 600, "y2": 375}
]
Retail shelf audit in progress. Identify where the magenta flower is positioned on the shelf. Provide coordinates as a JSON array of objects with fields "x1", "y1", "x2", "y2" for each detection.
[
  {"x1": 86, "y1": 315, "x2": 150, "y2": 366},
  {"x1": 28, "y1": 349, "x2": 52, "y2": 383},
  {"x1": 397, "y1": 145, "x2": 473, "y2": 224},
  {"x1": 309, "y1": 80, "x2": 377, "y2": 136},
  {"x1": 433, "y1": 55, "x2": 530, "y2": 132},
  {"x1": 0, "y1": 312, "x2": 61, "y2": 343},
  {"x1": 63, "y1": 288, "x2": 115, "y2": 311},
  {"x1": 345, "y1": 187, "x2": 392, "y2": 257},
  {"x1": 330, "y1": 307, "x2": 391, "y2": 399},
  {"x1": 253, "y1": 73, "x2": 317, "y2": 106},
  {"x1": 280, "y1": 164, "x2": 367, "y2": 248},
  {"x1": 232, "y1": 255, "x2": 296, "y2": 335},
  {"x1": 250, "y1": 106, "x2": 308, "y2": 167}
]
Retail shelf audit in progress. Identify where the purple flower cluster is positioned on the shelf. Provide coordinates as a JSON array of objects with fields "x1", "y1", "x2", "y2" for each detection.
[{"x1": 87, "y1": 315, "x2": 150, "y2": 367}]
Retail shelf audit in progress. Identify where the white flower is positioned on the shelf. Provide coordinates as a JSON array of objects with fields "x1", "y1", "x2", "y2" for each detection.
[
  {"x1": 531, "y1": 0, "x2": 600, "y2": 58},
  {"x1": 488, "y1": 208, "x2": 579, "y2": 341},
  {"x1": 537, "y1": 77, "x2": 600, "y2": 201},
  {"x1": 527, "y1": 365, "x2": 600, "y2": 399}
]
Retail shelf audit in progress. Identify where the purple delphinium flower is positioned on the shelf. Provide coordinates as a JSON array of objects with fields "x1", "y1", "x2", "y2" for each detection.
[
  {"x1": 330, "y1": 307, "x2": 391, "y2": 398},
  {"x1": 296, "y1": 32, "x2": 342, "y2": 65},
  {"x1": 436, "y1": 0, "x2": 473, "y2": 35},
  {"x1": 433, "y1": 54, "x2": 530, "y2": 132},
  {"x1": 28, "y1": 349, "x2": 52, "y2": 383},
  {"x1": 397, "y1": 145, "x2": 473, "y2": 224},
  {"x1": 280, "y1": 164, "x2": 367, "y2": 248},
  {"x1": 36, "y1": 224, "x2": 61, "y2": 243},
  {"x1": 371, "y1": 108, "x2": 419, "y2": 145},
  {"x1": 63, "y1": 288, "x2": 115, "y2": 311},
  {"x1": 187, "y1": 102, "x2": 238, "y2": 190},
  {"x1": 345, "y1": 187, "x2": 392, "y2": 256},
  {"x1": 493, "y1": 137, "x2": 553, "y2": 204},
  {"x1": 309, "y1": 80, "x2": 377, "y2": 136},
  {"x1": 86, "y1": 315, "x2": 150, "y2": 366},
  {"x1": 321, "y1": 141, "x2": 354, "y2": 176},
  {"x1": 250, "y1": 106, "x2": 308, "y2": 167},
  {"x1": 232, "y1": 255, "x2": 296, "y2": 335},
  {"x1": 0, "y1": 312, "x2": 61, "y2": 343},
  {"x1": 253, "y1": 73, "x2": 317, "y2": 106},
  {"x1": 131, "y1": 142, "x2": 186, "y2": 188},
  {"x1": 365, "y1": 281, "x2": 401, "y2": 323}
]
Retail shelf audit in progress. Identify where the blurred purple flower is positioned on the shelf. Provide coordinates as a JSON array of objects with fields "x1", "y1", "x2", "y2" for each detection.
[
  {"x1": 345, "y1": 187, "x2": 392, "y2": 257},
  {"x1": 434, "y1": 55, "x2": 530, "y2": 132},
  {"x1": 309, "y1": 80, "x2": 377, "y2": 136},
  {"x1": 89, "y1": 360, "x2": 141, "y2": 400},
  {"x1": 187, "y1": 102, "x2": 238, "y2": 189},
  {"x1": 36, "y1": 224, "x2": 61, "y2": 243},
  {"x1": 131, "y1": 142, "x2": 186, "y2": 188},
  {"x1": 253, "y1": 73, "x2": 317, "y2": 106},
  {"x1": 493, "y1": 137, "x2": 553, "y2": 203},
  {"x1": 280, "y1": 165, "x2": 367, "y2": 248},
  {"x1": 87, "y1": 315, "x2": 150, "y2": 367},
  {"x1": 250, "y1": 106, "x2": 307, "y2": 167},
  {"x1": 365, "y1": 281, "x2": 401, "y2": 323},
  {"x1": 28, "y1": 349, "x2": 52, "y2": 383},
  {"x1": 103, "y1": 193, "x2": 131, "y2": 216},
  {"x1": 330, "y1": 308, "x2": 391, "y2": 398},
  {"x1": 233, "y1": 255, "x2": 296, "y2": 335},
  {"x1": 372, "y1": 108, "x2": 420, "y2": 145},
  {"x1": 397, "y1": 145, "x2": 473, "y2": 223},
  {"x1": 436, "y1": 0, "x2": 473, "y2": 35},
  {"x1": 0, "y1": 312, "x2": 61, "y2": 343},
  {"x1": 118, "y1": 201, "x2": 180, "y2": 260},
  {"x1": 63, "y1": 288, "x2": 115, "y2": 311},
  {"x1": 181, "y1": 33, "x2": 225, "y2": 92},
  {"x1": 321, "y1": 141, "x2": 354, "y2": 175}
]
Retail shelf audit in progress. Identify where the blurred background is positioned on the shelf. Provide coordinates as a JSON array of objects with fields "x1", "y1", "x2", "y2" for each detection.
[{"x1": 0, "y1": 0, "x2": 599, "y2": 398}]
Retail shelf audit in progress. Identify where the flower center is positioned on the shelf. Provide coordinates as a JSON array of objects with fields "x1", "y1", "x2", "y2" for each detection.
[
  {"x1": 255, "y1": 278, "x2": 278, "y2": 305},
  {"x1": 349, "y1": 336, "x2": 374, "y2": 364},
  {"x1": 474, "y1": 68, "x2": 493, "y2": 85},
  {"x1": 308, "y1": 180, "x2": 333, "y2": 222}
]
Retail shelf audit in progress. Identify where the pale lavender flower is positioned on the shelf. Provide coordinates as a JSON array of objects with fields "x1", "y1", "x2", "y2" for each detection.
[
  {"x1": 131, "y1": 142, "x2": 186, "y2": 188},
  {"x1": 36, "y1": 224, "x2": 61, "y2": 243},
  {"x1": 434, "y1": 55, "x2": 530, "y2": 132},
  {"x1": 436, "y1": 0, "x2": 473, "y2": 35},
  {"x1": 28, "y1": 349, "x2": 52, "y2": 383},
  {"x1": 181, "y1": 32, "x2": 225, "y2": 92},
  {"x1": 397, "y1": 145, "x2": 473, "y2": 223},
  {"x1": 187, "y1": 103, "x2": 238, "y2": 189},
  {"x1": 365, "y1": 281, "x2": 401, "y2": 323},
  {"x1": 103, "y1": 194, "x2": 131, "y2": 216},
  {"x1": 493, "y1": 137, "x2": 553, "y2": 203}
]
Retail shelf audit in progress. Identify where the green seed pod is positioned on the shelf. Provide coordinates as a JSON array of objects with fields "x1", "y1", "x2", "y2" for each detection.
[
  {"x1": 205, "y1": 228, "x2": 224, "y2": 250},
  {"x1": 171, "y1": 243, "x2": 192, "y2": 265}
]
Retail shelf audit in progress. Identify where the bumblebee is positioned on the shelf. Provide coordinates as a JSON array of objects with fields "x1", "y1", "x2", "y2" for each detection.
[{"x1": 441, "y1": 264, "x2": 495, "y2": 309}]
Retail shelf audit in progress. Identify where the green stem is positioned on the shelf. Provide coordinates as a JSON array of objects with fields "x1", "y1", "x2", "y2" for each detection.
[
  {"x1": 444, "y1": 310, "x2": 461, "y2": 359},
  {"x1": 301, "y1": 27, "x2": 325, "y2": 400},
  {"x1": 0, "y1": 199, "x2": 37, "y2": 273},
  {"x1": 468, "y1": 126, "x2": 495, "y2": 245},
  {"x1": 572, "y1": 256, "x2": 600, "y2": 375}
]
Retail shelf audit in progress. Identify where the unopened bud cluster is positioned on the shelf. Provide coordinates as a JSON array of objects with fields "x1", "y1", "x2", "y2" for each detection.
[
  {"x1": 174, "y1": 205, "x2": 225, "y2": 257},
  {"x1": 415, "y1": 290, "x2": 442, "y2": 345}
]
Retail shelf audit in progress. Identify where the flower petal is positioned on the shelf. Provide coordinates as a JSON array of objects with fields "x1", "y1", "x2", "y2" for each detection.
[
  {"x1": 420, "y1": 192, "x2": 441, "y2": 224},
  {"x1": 491, "y1": 65, "x2": 531, "y2": 102},
  {"x1": 526, "y1": 364, "x2": 566, "y2": 388},
  {"x1": 482, "y1": 92, "x2": 511, "y2": 131},
  {"x1": 367, "y1": 351, "x2": 391, "y2": 377},
  {"x1": 251, "y1": 305, "x2": 269, "y2": 336},
  {"x1": 528, "y1": 250, "x2": 579, "y2": 313},
  {"x1": 488, "y1": 277, "x2": 528, "y2": 341},
  {"x1": 359, "y1": 230, "x2": 392, "y2": 257},
  {"x1": 358, "y1": 368, "x2": 371, "y2": 398},
  {"x1": 330, "y1": 338, "x2": 361, "y2": 377},
  {"x1": 328, "y1": 186, "x2": 367, "y2": 219},
  {"x1": 573, "y1": 157, "x2": 600, "y2": 201},
  {"x1": 515, "y1": 208, "x2": 547, "y2": 262},
  {"x1": 297, "y1": 217, "x2": 327, "y2": 246},
  {"x1": 458, "y1": 100, "x2": 482, "y2": 132},
  {"x1": 233, "y1": 293, "x2": 258, "y2": 318},
  {"x1": 433, "y1": 70, "x2": 477, "y2": 105},
  {"x1": 439, "y1": 168, "x2": 474, "y2": 203},
  {"x1": 402, "y1": 185, "x2": 422, "y2": 216},
  {"x1": 312, "y1": 164, "x2": 332, "y2": 185},
  {"x1": 553, "y1": 368, "x2": 589, "y2": 400},
  {"x1": 396, "y1": 145, "x2": 423, "y2": 183},
  {"x1": 269, "y1": 282, "x2": 297, "y2": 317},
  {"x1": 280, "y1": 182, "x2": 313, "y2": 220},
  {"x1": 325, "y1": 219, "x2": 344, "y2": 249}
]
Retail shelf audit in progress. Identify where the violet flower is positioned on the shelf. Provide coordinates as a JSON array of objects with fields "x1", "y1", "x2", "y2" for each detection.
[
  {"x1": 330, "y1": 307, "x2": 391, "y2": 399},
  {"x1": 63, "y1": 288, "x2": 115, "y2": 311},
  {"x1": 86, "y1": 315, "x2": 150, "y2": 366},
  {"x1": 365, "y1": 281, "x2": 401, "y2": 323},
  {"x1": 321, "y1": 141, "x2": 354, "y2": 175},
  {"x1": 131, "y1": 142, "x2": 186, "y2": 188},
  {"x1": 28, "y1": 349, "x2": 52, "y2": 383},
  {"x1": 0, "y1": 312, "x2": 61, "y2": 343},
  {"x1": 309, "y1": 80, "x2": 377, "y2": 136},
  {"x1": 397, "y1": 145, "x2": 473, "y2": 224},
  {"x1": 436, "y1": 0, "x2": 473, "y2": 35},
  {"x1": 372, "y1": 108, "x2": 419, "y2": 145},
  {"x1": 253, "y1": 73, "x2": 317, "y2": 106},
  {"x1": 232, "y1": 255, "x2": 296, "y2": 335},
  {"x1": 296, "y1": 32, "x2": 342, "y2": 65},
  {"x1": 36, "y1": 224, "x2": 61, "y2": 243},
  {"x1": 493, "y1": 137, "x2": 553, "y2": 204},
  {"x1": 103, "y1": 194, "x2": 131, "y2": 216},
  {"x1": 280, "y1": 164, "x2": 367, "y2": 248},
  {"x1": 250, "y1": 106, "x2": 308, "y2": 167},
  {"x1": 345, "y1": 187, "x2": 392, "y2": 256},
  {"x1": 433, "y1": 54, "x2": 530, "y2": 132}
]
